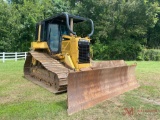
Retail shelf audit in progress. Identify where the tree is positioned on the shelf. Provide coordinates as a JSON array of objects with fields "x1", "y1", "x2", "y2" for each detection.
[
  {"x1": 0, "y1": 0, "x2": 160, "y2": 60},
  {"x1": 0, "y1": 1, "x2": 13, "y2": 52},
  {"x1": 70, "y1": 0, "x2": 158, "y2": 60}
]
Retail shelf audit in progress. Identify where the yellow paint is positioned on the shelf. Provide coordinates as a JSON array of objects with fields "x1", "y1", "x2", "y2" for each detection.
[
  {"x1": 38, "y1": 25, "x2": 41, "y2": 42},
  {"x1": 64, "y1": 54, "x2": 75, "y2": 69},
  {"x1": 61, "y1": 35, "x2": 91, "y2": 70},
  {"x1": 78, "y1": 63, "x2": 91, "y2": 69},
  {"x1": 31, "y1": 42, "x2": 50, "y2": 52},
  {"x1": 31, "y1": 25, "x2": 91, "y2": 71},
  {"x1": 52, "y1": 54, "x2": 64, "y2": 59},
  {"x1": 32, "y1": 57, "x2": 37, "y2": 65},
  {"x1": 62, "y1": 35, "x2": 72, "y2": 39}
]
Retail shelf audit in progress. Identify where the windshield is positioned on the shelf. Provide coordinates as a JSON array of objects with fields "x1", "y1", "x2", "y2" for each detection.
[
  {"x1": 60, "y1": 25, "x2": 69, "y2": 36},
  {"x1": 48, "y1": 24, "x2": 60, "y2": 52}
]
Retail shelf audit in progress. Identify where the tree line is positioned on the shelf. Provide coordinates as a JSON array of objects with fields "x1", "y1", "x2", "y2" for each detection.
[{"x1": 0, "y1": 0, "x2": 160, "y2": 60}]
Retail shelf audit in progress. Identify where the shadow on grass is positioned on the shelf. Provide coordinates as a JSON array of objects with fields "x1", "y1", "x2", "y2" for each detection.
[{"x1": 55, "y1": 100, "x2": 67, "y2": 110}]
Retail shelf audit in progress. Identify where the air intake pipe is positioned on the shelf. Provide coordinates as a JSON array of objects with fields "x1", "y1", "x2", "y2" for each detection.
[{"x1": 62, "y1": 13, "x2": 94, "y2": 38}]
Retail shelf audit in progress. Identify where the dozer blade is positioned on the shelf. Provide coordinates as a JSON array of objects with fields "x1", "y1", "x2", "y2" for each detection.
[{"x1": 67, "y1": 64, "x2": 139, "y2": 115}]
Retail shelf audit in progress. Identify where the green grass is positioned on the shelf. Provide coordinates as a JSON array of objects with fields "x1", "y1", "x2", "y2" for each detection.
[{"x1": 0, "y1": 60, "x2": 160, "y2": 120}]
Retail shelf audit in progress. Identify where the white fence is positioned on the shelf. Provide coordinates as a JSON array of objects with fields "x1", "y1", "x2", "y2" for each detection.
[{"x1": 0, "y1": 52, "x2": 27, "y2": 63}]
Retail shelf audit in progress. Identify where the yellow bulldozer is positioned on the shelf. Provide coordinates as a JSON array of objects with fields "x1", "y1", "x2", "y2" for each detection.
[{"x1": 24, "y1": 13, "x2": 139, "y2": 115}]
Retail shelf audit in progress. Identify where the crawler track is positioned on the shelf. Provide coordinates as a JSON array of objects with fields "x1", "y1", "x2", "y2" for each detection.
[{"x1": 24, "y1": 51, "x2": 73, "y2": 93}]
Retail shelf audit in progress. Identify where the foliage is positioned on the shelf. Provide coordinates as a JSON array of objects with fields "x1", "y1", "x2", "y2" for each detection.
[
  {"x1": 137, "y1": 49, "x2": 160, "y2": 61},
  {"x1": 0, "y1": 0, "x2": 160, "y2": 60},
  {"x1": 0, "y1": 1, "x2": 12, "y2": 51},
  {"x1": 0, "y1": 0, "x2": 71, "y2": 52},
  {"x1": 92, "y1": 38, "x2": 143, "y2": 60},
  {"x1": 107, "y1": 39, "x2": 143, "y2": 60},
  {"x1": 92, "y1": 40, "x2": 109, "y2": 60},
  {"x1": 70, "y1": 0, "x2": 160, "y2": 60}
]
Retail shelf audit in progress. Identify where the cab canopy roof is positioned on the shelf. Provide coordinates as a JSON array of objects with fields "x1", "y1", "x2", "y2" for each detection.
[{"x1": 40, "y1": 13, "x2": 87, "y2": 24}]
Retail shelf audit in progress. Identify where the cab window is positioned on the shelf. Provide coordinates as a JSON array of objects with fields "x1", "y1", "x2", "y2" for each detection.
[{"x1": 48, "y1": 24, "x2": 60, "y2": 52}]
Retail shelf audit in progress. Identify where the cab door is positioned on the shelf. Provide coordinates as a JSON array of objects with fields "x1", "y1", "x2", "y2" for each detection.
[{"x1": 47, "y1": 24, "x2": 60, "y2": 53}]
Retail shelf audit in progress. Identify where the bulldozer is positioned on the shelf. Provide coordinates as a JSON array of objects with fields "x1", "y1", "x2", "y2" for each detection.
[{"x1": 24, "y1": 13, "x2": 139, "y2": 115}]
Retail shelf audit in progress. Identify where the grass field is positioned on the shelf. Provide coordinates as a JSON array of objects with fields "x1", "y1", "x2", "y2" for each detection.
[{"x1": 0, "y1": 60, "x2": 160, "y2": 120}]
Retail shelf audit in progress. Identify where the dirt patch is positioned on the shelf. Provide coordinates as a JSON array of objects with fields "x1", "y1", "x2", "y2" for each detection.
[
  {"x1": 109, "y1": 99, "x2": 123, "y2": 107},
  {"x1": 140, "y1": 97, "x2": 160, "y2": 105}
]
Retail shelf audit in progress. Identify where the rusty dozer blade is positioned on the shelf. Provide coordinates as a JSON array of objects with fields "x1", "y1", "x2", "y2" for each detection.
[{"x1": 67, "y1": 61, "x2": 139, "y2": 115}]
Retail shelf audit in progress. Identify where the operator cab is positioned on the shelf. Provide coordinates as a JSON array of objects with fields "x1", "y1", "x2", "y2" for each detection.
[
  {"x1": 47, "y1": 24, "x2": 69, "y2": 52},
  {"x1": 35, "y1": 13, "x2": 93, "y2": 54}
]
